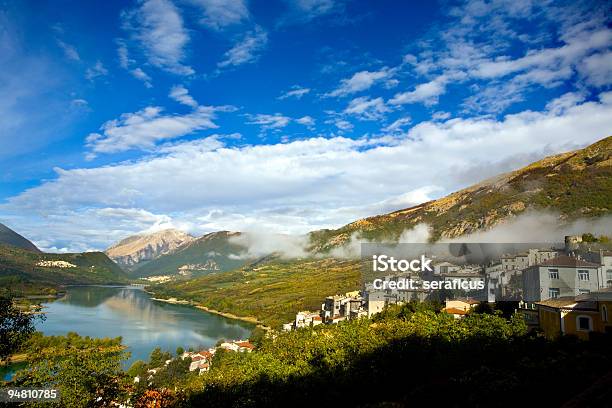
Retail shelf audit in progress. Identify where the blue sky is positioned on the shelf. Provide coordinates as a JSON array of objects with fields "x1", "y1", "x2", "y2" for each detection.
[{"x1": 0, "y1": 0, "x2": 611, "y2": 252}]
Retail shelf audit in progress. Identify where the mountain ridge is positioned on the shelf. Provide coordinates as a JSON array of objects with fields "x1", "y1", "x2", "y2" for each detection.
[
  {"x1": 0, "y1": 222, "x2": 41, "y2": 253},
  {"x1": 130, "y1": 231, "x2": 251, "y2": 278},
  {"x1": 105, "y1": 228, "x2": 195, "y2": 271}
]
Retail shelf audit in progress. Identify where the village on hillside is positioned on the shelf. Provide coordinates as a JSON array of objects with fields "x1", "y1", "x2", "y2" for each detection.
[
  {"x1": 135, "y1": 339, "x2": 256, "y2": 385},
  {"x1": 283, "y1": 235, "x2": 612, "y2": 340}
]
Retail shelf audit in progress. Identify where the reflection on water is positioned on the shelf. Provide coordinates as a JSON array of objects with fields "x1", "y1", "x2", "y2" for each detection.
[{"x1": 38, "y1": 286, "x2": 253, "y2": 366}]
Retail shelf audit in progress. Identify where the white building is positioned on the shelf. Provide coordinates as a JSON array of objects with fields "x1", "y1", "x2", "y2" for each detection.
[{"x1": 523, "y1": 255, "x2": 603, "y2": 301}]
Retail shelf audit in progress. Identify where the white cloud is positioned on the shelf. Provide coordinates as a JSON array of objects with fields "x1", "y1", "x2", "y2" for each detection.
[
  {"x1": 117, "y1": 41, "x2": 132, "y2": 69},
  {"x1": 191, "y1": 0, "x2": 249, "y2": 30},
  {"x1": 395, "y1": 1, "x2": 612, "y2": 112},
  {"x1": 116, "y1": 39, "x2": 154, "y2": 87},
  {"x1": 333, "y1": 119, "x2": 353, "y2": 131},
  {"x1": 217, "y1": 26, "x2": 268, "y2": 68},
  {"x1": 7, "y1": 92, "x2": 611, "y2": 249},
  {"x1": 278, "y1": 86, "x2": 311, "y2": 100},
  {"x1": 472, "y1": 29, "x2": 612, "y2": 81},
  {"x1": 85, "y1": 61, "x2": 108, "y2": 81},
  {"x1": 344, "y1": 96, "x2": 390, "y2": 120},
  {"x1": 246, "y1": 113, "x2": 291, "y2": 131},
  {"x1": 130, "y1": 67, "x2": 153, "y2": 88},
  {"x1": 578, "y1": 50, "x2": 612, "y2": 87},
  {"x1": 122, "y1": 0, "x2": 194, "y2": 75},
  {"x1": 282, "y1": 0, "x2": 343, "y2": 23},
  {"x1": 85, "y1": 105, "x2": 224, "y2": 155},
  {"x1": 296, "y1": 115, "x2": 316, "y2": 128},
  {"x1": 327, "y1": 67, "x2": 395, "y2": 97},
  {"x1": 382, "y1": 117, "x2": 411, "y2": 133},
  {"x1": 57, "y1": 40, "x2": 80, "y2": 61},
  {"x1": 169, "y1": 84, "x2": 198, "y2": 108},
  {"x1": 389, "y1": 74, "x2": 458, "y2": 106}
]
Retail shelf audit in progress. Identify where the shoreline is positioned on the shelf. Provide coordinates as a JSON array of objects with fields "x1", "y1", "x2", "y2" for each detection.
[{"x1": 148, "y1": 293, "x2": 270, "y2": 331}]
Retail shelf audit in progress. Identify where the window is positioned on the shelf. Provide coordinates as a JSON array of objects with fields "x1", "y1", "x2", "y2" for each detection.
[
  {"x1": 548, "y1": 269, "x2": 559, "y2": 279},
  {"x1": 577, "y1": 316, "x2": 592, "y2": 331},
  {"x1": 578, "y1": 270, "x2": 590, "y2": 281},
  {"x1": 548, "y1": 288, "x2": 560, "y2": 299}
]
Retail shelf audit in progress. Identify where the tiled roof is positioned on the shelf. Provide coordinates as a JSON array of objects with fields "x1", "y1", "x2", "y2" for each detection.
[
  {"x1": 537, "y1": 255, "x2": 599, "y2": 268},
  {"x1": 236, "y1": 341, "x2": 255, "y2": 350},
  {"x1": 443, "y1": 307, "x2": 468, "y2": 315},
  {"x1": 536, "y1": 297, "x2": 597, "y2": 310}
]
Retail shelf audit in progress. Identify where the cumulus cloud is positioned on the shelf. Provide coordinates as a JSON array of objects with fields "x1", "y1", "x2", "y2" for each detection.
[
  {"x1": 246, "y1": 113, "x2": 291, "y2": 132},
  {"x1": 116, "y1": 39, "x2": 154, "y2": 87},
  {"x1": 390, "y1": 73, "x2": 466, "y2": 106},
  {"x1": 382, "y1": 117, "x2": 412, "y2": 133},
  {"x1": 344, "y1": 96, "x2": 390, "y2": 120},
  {"x1": 130, "y1": 67, "x2": 153, "y2": 88},
  {"x1": 85, "y1": 105, "x2": 228, "y2": 155},
  {"x1": 191, "y1": 0, "x2": 249, "y2": 30},
  {"x1": 217, "y1": 25, "x2": 268, "y2": 68},
  {"x1": 278, "y1": 86, "x2": 311, "y2": 100},
  {"x1": 296, "y1": 115, "x2": 316, "y2": 128},
  {"x1": 327, "y1": 67, "x2": 395, "y2": 97},
  {"x1": 329, "y1": 118, "x2": 353, "y2": 132},
  {"x1": 578, "y1": 50, "x2": 612, "y2": 87},
  {"x1": 280, "y1": 0, "x2": 344, "y2": 24},
  {"x1": 3, "y1": 92, "x2": 612, "y2": 249},
  {"x1": 122, "y1": 0, "x2": 194, "y2": 75},
  {"x1": 169, "y1": 84, "x2": 198, "y2": 108},
  {"x1": 392, "y1": 0, "x2": 612, "y2": 112}
]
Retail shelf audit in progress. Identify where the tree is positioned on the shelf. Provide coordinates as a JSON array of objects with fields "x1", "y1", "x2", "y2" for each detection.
[
  {"x1": 249, "y1": 327, "x2": 266, "y2": 346},
  {"x1": 15, "y1": 340, "x2": 129, "y2": 407},
  {"x1": 0, "y1": 294, "x2": 43, "y2": 363},
  {"x1": 176, "y1": 346, "x2": 184, "y2": 356},
  {"x1": 148, "y1": 347, "x2": 172, "y2": 368},
  {"x1": 127, "y1": 359, "x2": 148, "y2": 378},
  {"x1": 151, "y1": 357, "x2": 192, "y2": 388}
]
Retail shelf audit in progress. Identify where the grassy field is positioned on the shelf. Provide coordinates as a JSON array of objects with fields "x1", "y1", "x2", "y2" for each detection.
[{"x1": 152, "y1": 258, "x2": 361, "y2": 328}]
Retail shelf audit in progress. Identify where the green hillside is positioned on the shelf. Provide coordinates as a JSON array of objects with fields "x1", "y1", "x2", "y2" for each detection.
[
  {"x1": 133, "y1": 231, "x2": 250, "y2": 277},
  {"x1": 309, "y1": 136, "x2": 612, "y2": 250},
  {"x1": 0, "y1": 223, "x2": 41, "y2": 252},
  {"x1": 152, "y1": 258, "x2": 361, "y2": 327},
  {"x1": 0, "y1": 243, "x2": 129, "y2": 295}
]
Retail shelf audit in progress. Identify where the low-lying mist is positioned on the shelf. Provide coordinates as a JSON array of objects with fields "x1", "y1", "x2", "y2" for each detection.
[{"x1": 228, "y1": 211, "x2": 612, "y2": 261}]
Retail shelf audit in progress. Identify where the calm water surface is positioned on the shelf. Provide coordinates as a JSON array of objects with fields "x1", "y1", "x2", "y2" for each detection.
[{"x1": 36, "y1": 286, "x2": 253, "y2": 366}]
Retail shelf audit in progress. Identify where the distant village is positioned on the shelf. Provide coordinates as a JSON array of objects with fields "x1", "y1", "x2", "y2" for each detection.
[
  {"x1": 135, "y1": 339, "x2": 255, "y2": 383},
  {"x1": 283, "y1": 235, "x2": 612, "y2": 340}
]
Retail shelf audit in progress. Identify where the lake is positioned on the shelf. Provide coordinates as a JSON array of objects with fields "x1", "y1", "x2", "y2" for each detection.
[{"x1": 35, "y1": 286, "x2": 253, "y2": 367}]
